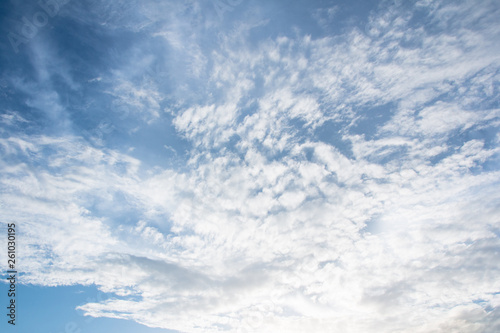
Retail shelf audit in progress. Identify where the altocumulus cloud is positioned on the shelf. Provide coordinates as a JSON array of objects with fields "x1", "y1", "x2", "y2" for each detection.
[{"x1": 1, "y1": 0, "x2": 500, "y2": 332}]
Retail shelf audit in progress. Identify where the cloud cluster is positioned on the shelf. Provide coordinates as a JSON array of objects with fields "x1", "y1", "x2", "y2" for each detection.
[{"x1": 1, "y1": 0, "x2": 500, "y2": 332}]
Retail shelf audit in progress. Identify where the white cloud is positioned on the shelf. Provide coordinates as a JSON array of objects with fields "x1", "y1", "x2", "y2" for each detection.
[{"x1": 1, "y1": 0, "x2": 500, "y2": 332}]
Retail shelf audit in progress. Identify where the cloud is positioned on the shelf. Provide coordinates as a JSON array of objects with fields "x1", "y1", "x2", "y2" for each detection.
[{"x1": 1, "y1": 0, "x2": 499, "y2": 332}]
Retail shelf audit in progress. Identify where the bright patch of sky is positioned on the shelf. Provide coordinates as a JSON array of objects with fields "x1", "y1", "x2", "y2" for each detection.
[{"x1": 1, "y1": 0, "x2": 500, "y2": 332}]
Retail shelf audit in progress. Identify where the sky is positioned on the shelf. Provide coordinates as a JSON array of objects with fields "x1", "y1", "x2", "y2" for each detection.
[{"x1": 0, "y1": 0, "x2": 499, "y2": 332}]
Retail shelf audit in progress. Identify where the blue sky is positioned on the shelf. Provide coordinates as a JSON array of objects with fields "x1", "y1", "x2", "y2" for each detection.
[{"x1": 1, "y1": 0, "x2": 500, "y2": 332}]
